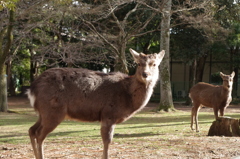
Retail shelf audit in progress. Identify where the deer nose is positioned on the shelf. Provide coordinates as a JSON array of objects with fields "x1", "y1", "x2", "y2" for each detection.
[{"x1": 142, "y1": 72, "x2": 148, "y2": 78}]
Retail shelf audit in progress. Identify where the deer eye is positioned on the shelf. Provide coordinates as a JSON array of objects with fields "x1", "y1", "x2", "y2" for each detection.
[
  {"x1": 138, "y1": 63, "x2": 141, "y2": 66},
  {"x1": 153, "y1": 63, "x2": 156, "y2": 67}
]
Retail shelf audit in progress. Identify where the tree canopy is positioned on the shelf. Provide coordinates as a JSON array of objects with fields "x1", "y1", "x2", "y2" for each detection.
[{"x1": 0, "y1": 0, "x2": 240, "y2": 111}]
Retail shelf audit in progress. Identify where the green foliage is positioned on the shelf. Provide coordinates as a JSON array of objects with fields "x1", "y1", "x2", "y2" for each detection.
[
  {"x1": 0, "y1": 0, "x2": 18, "y2": 11},
  {"x1": 227, "y1": 23, "x2": 240, "y2": 47},
  {"x1": 170, "y1": 25, "x2": 207, "y2": 65},
  {"x1": 11, "y1": 49, "x2": 30, "y2": 87},
  {"x1": 210, "y1": 72, "x2": 222, "y2": 84}
]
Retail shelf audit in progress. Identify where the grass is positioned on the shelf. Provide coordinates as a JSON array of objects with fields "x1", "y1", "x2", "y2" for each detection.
[
  {"x1": 1, "y1": 106, "x2": 238, "y2": 145},
  {"x1": 1, "y1": 102, "x2": 240, "y2": 158}
]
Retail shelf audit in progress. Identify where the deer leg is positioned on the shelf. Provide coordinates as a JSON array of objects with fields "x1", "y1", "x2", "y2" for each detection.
[
  {"x1": 101, "y1": 121, "x2": 115, "y2": 159},
  {"x1": 191, "y1": 106, "x2": 196, "y2": 130},
  {"x1": 194, "y1": 106, "x2": 201, "y2": 132},
  {"x1": 29, "y1": 112, "x2": 65, "y2": 159},
  {"x1": 219, "y1": 107, "x2": 226, "y2": 117},
  {"x1": 191, "y1": 103, "x2": 200, "y2": 132},
  {"x1": 191, "y1": 107, "x2": 195, "y2": 130},
  {"x1": 29, "y1": 119, "x2": 41, "y2": 159},
  {"x1": 213, "y1": 107, "x2": 219, "y2": 120},
  {"x1": 35, "y1": 126, "x2": 54, "y2": 159}
]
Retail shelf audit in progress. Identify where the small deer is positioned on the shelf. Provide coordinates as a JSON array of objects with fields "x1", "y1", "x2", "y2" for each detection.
[
  {"x1": 27, "y1": 48, "x2": 165, "y2": 159},
  {"x1": 189, "y1": 71, "x2": 235, "y2": 132}
]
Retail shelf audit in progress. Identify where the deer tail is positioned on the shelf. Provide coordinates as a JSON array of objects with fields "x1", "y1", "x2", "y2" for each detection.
[{"x1": 26, "y1": 89, "x2": 36, "y2": 108}]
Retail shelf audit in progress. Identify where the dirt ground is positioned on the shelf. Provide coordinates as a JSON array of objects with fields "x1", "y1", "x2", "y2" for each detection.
[{"x1": 1, "y1": 97, "x2": 240, "y2": 159}]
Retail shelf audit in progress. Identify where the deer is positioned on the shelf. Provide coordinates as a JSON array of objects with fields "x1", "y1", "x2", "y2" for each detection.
[
  {"x1": 27, "y1": 48, "x2": 165, "y2": 159},
  {"x1": 189, "y1": 71, "x2": 235, "y2": 132}
]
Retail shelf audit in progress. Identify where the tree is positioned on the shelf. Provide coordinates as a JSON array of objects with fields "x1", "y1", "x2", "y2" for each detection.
[
  {"x1": 142, "y1": 0, "x2": 212, "y2": 111},
  {"x1": 158, "y1": 0, "x2": 175, "y2": 111},
  {"x1": 17, "y1": 1, "x2": 161, "y2": 75},
  {"x1": 176, "y1": 0, "x2": 240, "y2": 101},
  {"x1": 0, "y1": 7, "x2": 15, "y2": 112},
  {"x1": 227, "y1": 22, "x2": 240, "y2": 97},
  {"x1": 80, "y1": 0, "x2": 161, "y2": 73}
]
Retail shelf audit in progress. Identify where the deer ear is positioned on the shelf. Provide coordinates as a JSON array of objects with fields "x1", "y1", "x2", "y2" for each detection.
[
  {"x1": 220, "y1": 72, "x2": 224, "y2": 78},
  {"x1": 157, "y1": 50, "x2": 165, "y2": 63},
  {"x1": 231, "y1": 71, "x2": 235, "y2": 77},
  {"x1": 129, "y1": 48, "x2": 139, "y2": 63}
]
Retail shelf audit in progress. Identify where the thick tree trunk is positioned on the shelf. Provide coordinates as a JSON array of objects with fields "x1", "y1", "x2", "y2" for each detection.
[
  {"x1": 6, "y1": 61, "x2": 16, "y2": 96},
  {"x1": 158, "y1": 0, "x2": 175, "y2": 112},
  {"x1": 0, "y1": 74, "x2": 8, "y2": 112},
  {"x1": 114, "y1": 44, "x2": 129, "y2": 74},
  {"x1": 208, "y1": 117, "x2": 240, "y2": 137},
  {"x1": 114, "y1": 54, "x2": 128, "y2": 74},
  {"x1": 0, "y1": 10, "x2": 14, "y2": 112}
]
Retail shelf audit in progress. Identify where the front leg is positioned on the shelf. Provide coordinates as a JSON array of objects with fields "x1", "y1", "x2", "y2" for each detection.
[
  {"x1": 219, "y1": 107, "x2": 226, "y2": 117},
  {"x1": 213, "y1": 107, "x2": 219, "y2": 120},
  {"x1": 101, "y1": 121, "x2": 115, "y2": 159}
]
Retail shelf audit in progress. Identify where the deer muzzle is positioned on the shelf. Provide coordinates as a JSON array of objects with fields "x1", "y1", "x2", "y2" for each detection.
[{"x1": 142, "y1": 72, "x2": 148, "y2": 78}]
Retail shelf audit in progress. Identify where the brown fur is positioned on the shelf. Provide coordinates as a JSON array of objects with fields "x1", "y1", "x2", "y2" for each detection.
[
  {"x1": 27, "y1": 48, "x2": 165, "y2": 159},
  {"x1": 189, "y1": 71, "x2": 235, "y2": 132}
]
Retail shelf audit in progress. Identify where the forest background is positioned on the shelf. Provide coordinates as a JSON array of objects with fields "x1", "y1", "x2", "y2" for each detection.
[{"x1": 0, "y1": 0, "x2": 240, "y2": 112}]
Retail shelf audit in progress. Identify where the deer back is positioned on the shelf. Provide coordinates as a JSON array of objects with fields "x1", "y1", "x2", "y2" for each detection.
[
  {"x1": 190, "y1": 83, "x2": 221, "y2": 107},
  {"x1": 30, "y1": 68, "x2": 133, "y2": 121}
]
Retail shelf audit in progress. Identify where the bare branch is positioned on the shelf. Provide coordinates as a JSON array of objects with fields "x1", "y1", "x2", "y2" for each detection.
[
  {"x1": 136, "y1": 12, "x2": 157, "y2": 34},
  {"x1": 106, "y1": 0, "x2": 125, "y2": 35},
  {"x1": 123, "y1": 3, "x2": 139, "y2": 24},
  {"x1": 82, "y1": 18, "x2": 120, "y2": 56},
  {"x1": 172, "y1": 0, "x2": 211, "y2": 14},
  {"x1": 137, "y1": 0, "x2": 163, "y2": 13}
]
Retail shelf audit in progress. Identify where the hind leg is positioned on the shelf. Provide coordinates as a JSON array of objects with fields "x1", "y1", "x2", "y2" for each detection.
[
  {"x1": 29, "y1": 119, "x2": 41, "y2": 158},
  {"x1": 190, "y1": 106, "x2": 195, "y2": 130},
  {"x1": 29, "y1": 112, "x2": 66, "y2": 159},
  {"x1": 191, "y1": 102, "x2": 201, "y2": 132}
]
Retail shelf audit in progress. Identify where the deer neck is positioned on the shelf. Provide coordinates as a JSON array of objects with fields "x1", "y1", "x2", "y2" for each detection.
[
  {"x1": 129, "y1": 76, "x2": 157, "y2": 110},
  {"x1": 222, "y1": 85, "x2": 232, "y2": 97}
]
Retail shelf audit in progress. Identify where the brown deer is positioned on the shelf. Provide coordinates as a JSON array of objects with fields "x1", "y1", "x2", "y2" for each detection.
[
  {"x1": 27, "y1": 48, "x2": 165, "y2": 159},
  {"x1": 189, "y1": 71, "x2": 235, "y2": 132}
]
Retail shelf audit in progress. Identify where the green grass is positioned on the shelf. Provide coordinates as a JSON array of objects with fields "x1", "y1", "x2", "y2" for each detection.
[
  {"x1": 1, "y1": 105, "x2": 240, "y2": 158},
  {"x1": 1, "y1": 106, "x2": 239, "y2": 145}
]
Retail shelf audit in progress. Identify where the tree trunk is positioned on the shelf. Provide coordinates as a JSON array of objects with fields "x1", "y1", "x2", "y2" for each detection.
[
  {"x1": 208, "y1": 117, "x2": 240, "y2": 137},
  {"x1": 114, "y1": 43, "x2": 129, "y2": 74},
  {"x1": 233, "y1": 67, "x2": 238, "y2": 97},
  {"x1": 185, "y1": 59, "x2": 197, "y2": 105},
  {"x1": 0, "y1": 9, "x2": 14, "y2": 112},
  {"x1": 6, "y1": 60, "x2": 16, "y2": 96},
  {"x1": 158, "y1": 0, "x2": 175, "y2": 112},
  {"x1": 0, "y1": 75, "x2": 8, "y2": 112},
  {"x1": 196, "y1": 54, "x2": 207, "y2": 83}
]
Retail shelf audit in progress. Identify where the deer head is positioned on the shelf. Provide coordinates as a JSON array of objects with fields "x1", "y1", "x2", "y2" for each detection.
[
  {"x1": 220, "y1": 71, "x2": 235, "y2": 89},
  {"x1": 129, "y1": 48, "x2": 165, "y2": 84}
]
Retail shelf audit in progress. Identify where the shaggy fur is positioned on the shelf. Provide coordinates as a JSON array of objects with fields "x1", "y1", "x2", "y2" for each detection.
[{"x1": 27, "y1": 49, "x2": 165, "y2": 159}]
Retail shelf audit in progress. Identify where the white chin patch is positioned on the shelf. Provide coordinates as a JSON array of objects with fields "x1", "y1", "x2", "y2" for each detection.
[{"x1": 143, "y1": 77, "x2": 151, "y2": 83}]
